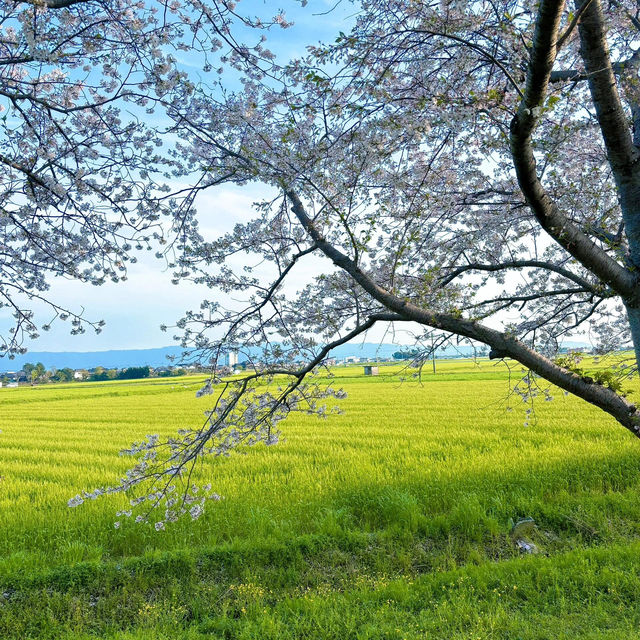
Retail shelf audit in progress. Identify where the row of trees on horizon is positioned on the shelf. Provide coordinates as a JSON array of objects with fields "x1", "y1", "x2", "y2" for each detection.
[{"x1": 2, "y1": 364, "x2": 191, "y2": 385}]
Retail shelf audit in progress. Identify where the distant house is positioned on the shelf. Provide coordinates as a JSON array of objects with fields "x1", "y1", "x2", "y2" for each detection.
[
  {"x1": 5, "y1": 370, "x2": 27, "y2": 383},
  {"x1": 74, "y1": 370, "x2": 89, "y2": 380},
  {"x1": 364, "y1": 366, "x2": 379, "y2": 376}
]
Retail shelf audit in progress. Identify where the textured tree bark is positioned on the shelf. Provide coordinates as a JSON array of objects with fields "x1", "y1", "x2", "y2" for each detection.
[
  {"x1": 284, "y1": 1, "x2": 640, "y2": 439},
  {"x1": 577, "y1": 0, "x2": 640, "y2": 270},
  {"x1": 626, "y1": 305, "x2": 640, "y2": 374},
  {"x1": 509, "y1": 0, "x2": 637, "y2": 299},
  {"x1": 577, "y1": 0, "x2": 640, "y2": 376}
]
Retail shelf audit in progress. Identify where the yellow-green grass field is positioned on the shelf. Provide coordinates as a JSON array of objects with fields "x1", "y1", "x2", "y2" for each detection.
[{"x1": 2, "y1": 359, "x2": 640, "y2": 639}]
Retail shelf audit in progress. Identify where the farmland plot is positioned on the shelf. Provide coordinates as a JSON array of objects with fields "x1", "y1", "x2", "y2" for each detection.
[{"x1": 1, "y1": 361, "x2": 640, "y2": 639}]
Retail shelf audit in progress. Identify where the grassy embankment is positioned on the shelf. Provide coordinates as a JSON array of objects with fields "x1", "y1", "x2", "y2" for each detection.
[{"x1": 1, "y1": 358, "x2": 640, "y2": 638}]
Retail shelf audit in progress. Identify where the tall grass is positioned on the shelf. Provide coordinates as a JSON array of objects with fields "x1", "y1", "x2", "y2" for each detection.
[{"x1": 1, "y1": 360, "x2": 640, "y2": 638}]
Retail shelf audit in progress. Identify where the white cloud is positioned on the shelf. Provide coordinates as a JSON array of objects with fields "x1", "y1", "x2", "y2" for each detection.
[{"x1": 0, "y1": 184, "x2": 261, "y2": 352}]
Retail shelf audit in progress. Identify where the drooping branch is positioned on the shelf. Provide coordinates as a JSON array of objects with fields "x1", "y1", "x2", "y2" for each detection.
[{"x1": 84, "y1": 309, "x2": 409, "y2": 525}]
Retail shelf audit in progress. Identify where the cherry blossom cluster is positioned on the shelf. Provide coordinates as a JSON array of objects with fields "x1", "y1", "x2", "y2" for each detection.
[{"x1": 72, "y1": 369, "x2": 346, "y2": 526}]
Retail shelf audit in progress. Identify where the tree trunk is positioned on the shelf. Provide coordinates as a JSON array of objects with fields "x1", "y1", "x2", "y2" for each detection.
[{"x1": 625, "y1": 305, "x2": 640, "y2": 372}]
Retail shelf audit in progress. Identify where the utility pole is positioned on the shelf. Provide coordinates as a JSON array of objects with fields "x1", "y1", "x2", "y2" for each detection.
[{"x1": 431, "y1": 335, "x2": 436, "y2": 374}]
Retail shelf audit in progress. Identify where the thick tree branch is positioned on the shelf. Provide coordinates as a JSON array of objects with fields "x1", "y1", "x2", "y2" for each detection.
[
  {"x1": 549, "y1": 68, "x2": 590, "y2": 82},
  {"x1": 577, "y1": 0, "x2": 639, "y2": 175},
  {"x1": 556, "y1": 0, "x2": 595, "y2": 50},
  {"x1": 438, "y1": 260, "x2": 599, "y2": 291},
  {"x1": 509, "y1": 0, "x2": 638, "y2": 301},
  {"x1": 577, "y1": 0, "x2": 640, "y2": 269},
  {"x1": 287, "y1": 189, "x2": 640, "y2": 436},
  {"x1": 550, "y1": 57, "x2": 639, "y2": 83},
  {"x1": 24, "y1": 0, "x2": 92, "y2": 7}
]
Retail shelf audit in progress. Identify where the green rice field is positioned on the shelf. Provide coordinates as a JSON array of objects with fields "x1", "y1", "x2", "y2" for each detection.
[{"x1": 2, "y1": 359, "x2": 640, "y2": 639}]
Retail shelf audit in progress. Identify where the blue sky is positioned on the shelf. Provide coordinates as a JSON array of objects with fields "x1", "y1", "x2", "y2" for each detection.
[
  {"x1": 2, "y1": 184, "x2": 314, "y2": 352},
  {"x1": 0, "y1": 1, "x2": 363, "y2": 353},
  {"x1": 0, "y1": 1, "x2": 595, "y2": 355}
]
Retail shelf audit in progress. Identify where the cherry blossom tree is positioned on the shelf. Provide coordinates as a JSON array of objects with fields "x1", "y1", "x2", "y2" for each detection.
[
  {"x1": 106, "y1": 0, "x2": 640, "y2": 527},
  {"x1": 0, "y1": 0, "x2": 193, "y2": 353},
  {"x1": 0, "y1": 0, "x2": 277, "y2": 354},
  {"x1": 168, "y1": 0, "x2": 640, "y2": 438},
  {"x1": 7, "y1": 1, "x2": 640, "y2": 524}
]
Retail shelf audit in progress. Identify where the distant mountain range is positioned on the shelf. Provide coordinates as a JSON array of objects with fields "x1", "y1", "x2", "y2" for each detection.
[
  {"x1": 0, "y1": 346, "x2": 185, "y2": 372},
  {"x1": 0, "y1": 340, "x2": 591, "y2": 372},
  {"x1": 329, "y1": 340, "x2": 590, "y2": 360}
]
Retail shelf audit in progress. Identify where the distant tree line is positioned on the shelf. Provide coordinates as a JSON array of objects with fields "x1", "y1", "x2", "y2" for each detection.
[
  {"x1": 392, "y1": 349, "x2": 421, "y2": 361},
  {"x1": 89, "y1": 366, "x2": 150, "y2": 381},
  {"x1": 2, "y1": 363, "x2": 189, "y2": 385},
  {"x1": 90, "y1": 366, "x2": 188, "y2": 380},
  {"x1": 156, "y1": 368, "x2": 188, "y2": 378}
]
